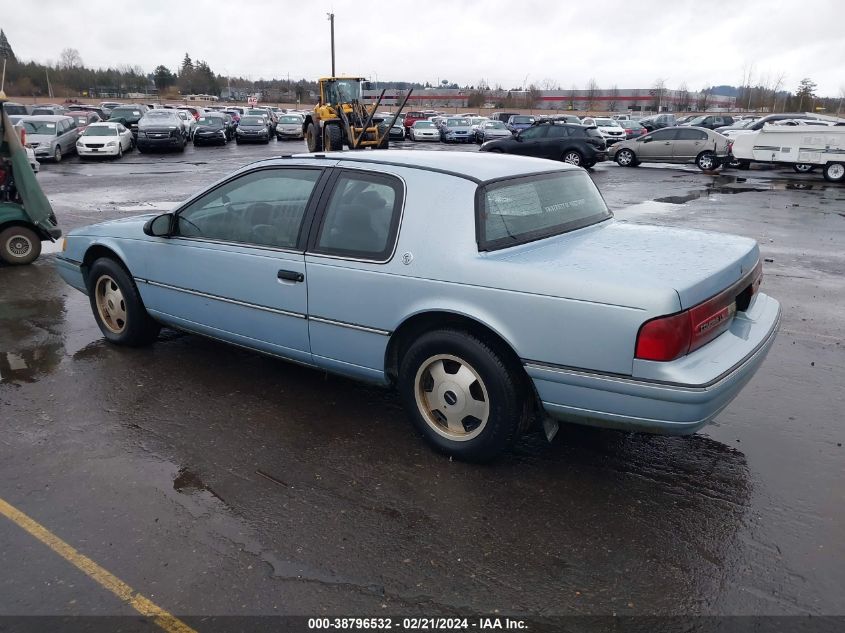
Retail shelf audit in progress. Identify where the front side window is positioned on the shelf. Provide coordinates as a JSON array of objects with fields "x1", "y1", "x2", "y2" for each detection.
[
  {"x1": 519, "y1": 126, "x2": 547, "y2": 140},
  {"x1": 477, "y1": 171, "x2": 611, "y2": 251},
  {"x1": 313, "y1": 172, "x2": 403, "y2": 261},
  {"x1": 176, "y1": 168, "x2": 321, "y2": 250}
]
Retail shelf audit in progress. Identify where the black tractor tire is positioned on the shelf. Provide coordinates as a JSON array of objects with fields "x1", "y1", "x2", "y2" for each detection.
[
  {"x1": 306, "y1": 122, "x2": 323, "y2": 152},
  {"x1": 324, "y1": 124, "x2": 343, "y2": 151}
]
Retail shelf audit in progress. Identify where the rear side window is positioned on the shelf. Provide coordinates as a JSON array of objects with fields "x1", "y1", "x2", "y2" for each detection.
[
  {"x1": 584, "y1": 127, "x2": 603, "y2": 138},
  {"x1": 477, "y1": 172, "x2": 611, "y2": 251},
  {"x1": 676, "y1": 129, "x2": 708, "y2": 140},
  {"x1": 313, "y1": 171, "x2": 403, "y2": 261}
]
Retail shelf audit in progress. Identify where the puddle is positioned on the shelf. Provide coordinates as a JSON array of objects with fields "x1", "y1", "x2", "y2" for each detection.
[{"x1": 652, "y1": 175, "x2": 828, "y2": 205}]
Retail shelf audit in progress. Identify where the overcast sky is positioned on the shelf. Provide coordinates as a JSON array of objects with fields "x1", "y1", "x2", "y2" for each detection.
[{"x1": 4, "y1": 0, "x2": 844, "y2": 96}]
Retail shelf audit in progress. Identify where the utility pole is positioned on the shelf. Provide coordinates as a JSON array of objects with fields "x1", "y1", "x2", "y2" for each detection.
[{"x1": 327, "y1": 13, "x2": 335, "y2": 76}]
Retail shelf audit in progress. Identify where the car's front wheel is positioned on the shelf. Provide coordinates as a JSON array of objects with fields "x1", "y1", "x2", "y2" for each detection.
[
  {"x1": 793, "y1": 163, "x2": 816, "y2": 174},
  {"x1": 615, "y1": 148, "x2": 635, "y2": 167},
  {"x1": 0, "y1": 226, "x2": 41, "y2": 265},
  {"x1": 54, "y1": 146, "x2": 63, "y2": 162},
  {"x1": 87, "y1": 258, "x2": 160, "y2": 346},
  {"x1": 562, "y1": 150, "x2": 583, "y2": 166},
  {"x1": 398, "y1": 329, "x2": 528, "y2": 462}
]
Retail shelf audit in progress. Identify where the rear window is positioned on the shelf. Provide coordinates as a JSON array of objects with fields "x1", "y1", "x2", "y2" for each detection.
[
  {"x1": 3, "y1": 104, "x2": 27, "y2": 115},
  {"x1": 476, "y1": 172, "x2": 611, "y2": 251}
]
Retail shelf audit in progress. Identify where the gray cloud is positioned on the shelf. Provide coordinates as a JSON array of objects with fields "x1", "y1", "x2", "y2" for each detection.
[{"x1": 4, "y1": 0, "x2": 843, "y2": 95}]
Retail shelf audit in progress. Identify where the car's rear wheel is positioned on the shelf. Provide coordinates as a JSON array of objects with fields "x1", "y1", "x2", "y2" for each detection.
[
  {"x1": 823, "y1": 162, "x2": 845, "y2": 183},
  {"x1": 54, "y1": 146, "x2": 63, "y2": 162},
  {"x1": 87, "y1": 258, "x2": 160, "y2": 346},
  {"x1": 398, "y1": 329, "x2": 528, "y2": 462},
  {"x1": 793, "y1": 163, "x2": 816, "y2": 173},
  {"x1": 562, "y1": 150, "x2": 583, "y2": 166},
  {"x1": 696, "y1": 151, "x2": 718, "y2": 171},
  {"x1": 0, "y1": 226, "x2": 41, "y2": 265},
  {"x1": 306, "y1": 122, "x2": 322, "y2": 152},
  {"x1": 615, "y1": 148, "x2": 635, "y2": 167}
]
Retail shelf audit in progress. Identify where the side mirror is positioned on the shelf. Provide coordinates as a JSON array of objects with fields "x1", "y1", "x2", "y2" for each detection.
[
  {"x1": 641, "y1": 136, "x2": 652, "y2": 143},
  {"x1": 143, "y1": 213, "x2": 174, "y2": 237}
]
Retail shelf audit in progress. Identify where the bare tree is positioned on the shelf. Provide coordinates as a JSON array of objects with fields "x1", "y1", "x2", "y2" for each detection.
[
  {"x1": 650, "y1": 78, "x2": 666, "y2": 112},
  {"x1": 676, "y1": 82, "x2": 690, "y2": 112},
  {"x1": 771, "y1": 72, "x2": 786, "y2": 112},
  {"x1": 696, "y1": 86, "x2": 711, "y2": 111},
  {"x1": 59, "y1": 47, "x2": 83, "y2": 69},
  {"x1": 540, "y1": 77, "x2": 557, "y2": 91},
  {"x1": 608, "y1": 84, "x2": 619, "y2": 112},
  {"x1": 739, "y1": 62, "x2": 755, "y2": 111},
  {"x1": 568, "y1": 83, "x2": 578, "y2": 111},
  {"x1": 585, "y1": 78, "x2": 599, "y2": 112},
  {"x1": 838, "y1": 84, "x2": 845, "y2": 115}
]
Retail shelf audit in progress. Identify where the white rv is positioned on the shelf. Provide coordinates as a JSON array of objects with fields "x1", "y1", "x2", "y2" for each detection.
[{"x1": 730, "y1": 122, "x2": 845, "y2": 182}]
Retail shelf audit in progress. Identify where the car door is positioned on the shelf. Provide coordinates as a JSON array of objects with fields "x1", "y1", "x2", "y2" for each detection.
[
  {"x1": 540, "y1": 124, "x2": 570, "y2": 159},
  {"x1": 304, "y1": 168, "x2": 404, "y2": 380},
  {"x1": 672, "y1": 128, "x2": 709, "y2": 162},
  {"x1": 59, "y1": 119, "x2": 78, "y2": 152},
  {"x1": 636, "y1": 128, "x2": 677, "y2": 161},
  {"x1": 140, "y1": 166, "x2": 328, "y2": 363},
  {"x1": 117, "y1": 124, "x2": 131, "y2": 149},
  {"x1": 510, "y1": 125, "x2": 548, "y2": 156}
]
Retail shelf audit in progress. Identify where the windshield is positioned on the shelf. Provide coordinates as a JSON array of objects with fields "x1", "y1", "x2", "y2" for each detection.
[
  {"x1": 3, "y1": 104, "x2": 28, "y2": 115},
  {"x1": 279, "y1": 116, "x2": 301, "y2": 123},
  {"x1": 241, "y1": 116, "x2": 264, "y2": 125},
  {"x1": 447, "y1": 119, "x2": 470, "y2": 127},
  {"x1": 83, "y1": 126, "x2": 118, "y2": 137},
  {"x1": 141, "y1": 112, "x2": 177, "y2": 124},
  {"x1": 329, "y1": 79, "x2": 362, "y2": 103},
  {"x1": 688, "y1": 116, "x2": 708, "y2": 125},
  {"x1": 486, "y1": 122, "x2": 506, "y2": 129},
  {"x1": 31, "y1": 109, "x2": 56, "y2": 116},
  {"x1": 595, "y1": 119, "x2": 616, "y2": 127},
  {"x1": 414, "y1": 121, "x2": 434, "y2": 128},
  {"x1": 478, "y1": 171, "x2": 611, "y2": 251},
  {"x1": 70, "y1": 116, "x2": 90, "y2": 126},
  {"x1": 197, "y1": 117, "x2": 223, "y2": 127},
  {"x1": 23, "y1": 121, "x2": 58, "y2": 135},
  {"x1": 512, "y1": 116, "x2": 534, "y2": 124}
]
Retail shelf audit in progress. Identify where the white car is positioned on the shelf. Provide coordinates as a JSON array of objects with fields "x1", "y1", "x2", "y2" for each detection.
[
  {"x1": 176, "y1": 110, "x2": 195, "y2": 139},
  {"x1": 409, "y1": 120, "x2": 440, "y2": 141},
  {"x1": 275, "y1": 113, "x2": 305, "y2": 139},
  {"x1": 76, "y1": 122, "x2": 134, "y2": 159},
  {"x1": 582, "y1": 117, "x2": 626, "y2": 144}
]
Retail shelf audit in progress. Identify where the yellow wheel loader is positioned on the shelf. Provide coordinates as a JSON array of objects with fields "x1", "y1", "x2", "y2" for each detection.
[{"x1": 302, "y1": 77, "x2": 412, "y2": 152}]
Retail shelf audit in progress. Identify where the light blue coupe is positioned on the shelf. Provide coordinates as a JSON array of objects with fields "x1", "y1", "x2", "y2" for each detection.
[{"x1": 56, "y1": 151, "x2": 780, "y2": 461}]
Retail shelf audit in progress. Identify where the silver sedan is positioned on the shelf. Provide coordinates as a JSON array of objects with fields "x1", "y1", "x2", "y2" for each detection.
[{"x1": 609, "y1": 126, "x2": 732, "y2": 171}]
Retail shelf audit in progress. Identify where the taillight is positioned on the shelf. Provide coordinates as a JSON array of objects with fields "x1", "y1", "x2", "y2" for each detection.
[
  {"x1": 635, "y1": 268, "x2": 754, "y2": 362},
  {"x1": 20, "y1": 128, "x2": 26, "y2": 145}
]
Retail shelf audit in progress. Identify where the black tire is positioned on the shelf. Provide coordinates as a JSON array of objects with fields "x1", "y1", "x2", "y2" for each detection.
[
  {"x1": 86, "y1": 258, "x2": 160, "y2": 346},
  {"x1": 823, "y1": 162, "x2": 845, "y2": 183},
  {"x1": 306, "y1": 122, "x2": 323, "y2": 152},
  {"x1": 398, "y1": 329, "x2": 528, "y2": 462},
  {"x1": 793, "y1": 164, "x2": 816, "y2": 174},
  {"x1": 137, "y1": 146, "x2": 147, "y2": 154},
  {"x1": 615, "y1": 148, "x2": 636, "y2": 167},
  {"x1": 0, "y1": 226, "x2": 42, "y2": 265},
  {"x1": 562, "y1": 150, "x2": 583, "y2": 166},
  {"x1": 377, "y1": 135, "x2": 389, "y2": 150},
  {"x1": 116, "y1": 145, "x2": 123, "y2": 159},
  {"x1": 696, "y1": 151, "x2": 718, "y2": 171},
  {"x1": 54, "y1": 146, "x2": 63, "y2": 162},
  {"x1": 324, "y1": 124, "x2": 343, "y2": 151},
  {"x1": 736, "y1": 159, "x2": 751, "y2": 170}
]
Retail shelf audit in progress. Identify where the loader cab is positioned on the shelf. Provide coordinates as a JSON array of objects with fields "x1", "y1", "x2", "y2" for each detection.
[{"x1": 319, "y1": 77, "x2": 365, "y2": 108}]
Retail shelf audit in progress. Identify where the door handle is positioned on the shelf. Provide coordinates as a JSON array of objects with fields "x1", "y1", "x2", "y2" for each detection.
[{"x1": 278, "y1": 270, "x2": 304, "y2": 282}]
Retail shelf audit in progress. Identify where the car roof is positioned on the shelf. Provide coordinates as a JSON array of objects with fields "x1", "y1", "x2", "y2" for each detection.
[
  {"x1": 20, "y1": 115, "x2": 73, "y2": 121},
  {"x1": 88, "y1": 121, "x2": 123, "y2": 127},
  {"x1": 283, "y1": 149, "x2": 573, "y2": 183}
]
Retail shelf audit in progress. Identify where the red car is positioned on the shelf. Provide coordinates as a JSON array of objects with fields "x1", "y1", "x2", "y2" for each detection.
[
  {"x1": 620, "y1": 120, "x2": 647, "y2": 139},
  {"x1": 402, "y1": 110, "x2": 437, "y2": 137}
]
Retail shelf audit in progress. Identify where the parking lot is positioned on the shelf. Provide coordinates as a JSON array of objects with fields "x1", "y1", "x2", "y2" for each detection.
[{"x1": 1, "y1": 139, "x2": 843, "y2": 628}]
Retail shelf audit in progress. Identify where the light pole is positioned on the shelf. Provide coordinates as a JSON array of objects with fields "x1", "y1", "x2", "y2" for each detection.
[{"x1": 327, "y1": 13, "x2": 335, "y2": 76}]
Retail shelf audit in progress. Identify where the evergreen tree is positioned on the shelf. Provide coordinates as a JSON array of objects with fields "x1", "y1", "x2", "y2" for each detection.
[{"x1": 0, "y1": 29, "x2": 15, "y2": 60}]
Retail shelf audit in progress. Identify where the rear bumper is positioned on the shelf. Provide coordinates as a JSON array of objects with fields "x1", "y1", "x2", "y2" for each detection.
[{"x1": 527, "y1": 293, "x2": 781, "y2": 434}]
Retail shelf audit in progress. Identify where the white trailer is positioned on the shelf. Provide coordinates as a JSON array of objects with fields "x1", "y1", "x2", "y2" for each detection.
[{"x1": 730, "y1": 123, "x2": 845, "y2": 182}]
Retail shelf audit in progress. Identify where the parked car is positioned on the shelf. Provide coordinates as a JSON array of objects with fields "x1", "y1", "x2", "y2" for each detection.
[
  {"x1": 639, "y1": 113, "x2": 676, "y2": 132},
  {"x1": 381, "y1": 120, "x2": 405, "y2": 141},
  {"x1": 55, "y1": 150, "x2": 780, "y2": 461},
  {"x1": 581, "y1": 118, "x2": 626, "y2": 144},
  {"x1": 178, "y1": 106, "x2": 205, "y2": 121},
  {"x1": 403, "y1": 111, "x2": 435, "y2": 136},
  {"x1": 175, "y1": 110, "x2": 196, "y2": 139},
  {"x1": 76, "y1": 122, "x2": 134, "y2": 159},
  {"x1": 66, "y1": 111, "x2": 102, "y2": 134},
  {"x1": 490, "y1": 111, "x2": 521, "y2": 123},
  {"x1": 235, "y1": 115, "x2": 270, "y2": 144},
  {"x1": 30, "y1": 105, "x2": 67, "y2": 116},
  {"x1": 549, "y1": 114, "x2": 582, "y2": 124},
  {"x1": 610, "y1": 126, "x2": 730, "y2": 170},
  {"x1": 409, "y1": 120, "x2": 440, "y2": 141},
  {"x1": 2, "y1": 102, "x2": 29, "y2": 116},
  {"x1": 681, "y1": 114, "x2": 735, "y2": 130},
  {"x1": 620, "y1": 120, "x2": 647, "y2": 139},
  {"x1": 247, "y1": 108, "x2": 275, "y2": 133},
  {"x1": 20, "y1": 115, "x2": 79, "y2": 162},
  {"x1": 206, "y1": 112, "x2": 236, "y2": 140},
  {"x1": 193, "y1": 116, "x2": 231, "y2": 146},
  {"x1": 136, "y1": 110, "x2": 187, "y2": 153},
  {"x1": 224, "y1": 109, "x2": 242, "y2": 126},
  {"x1": 506, "y1": 115, "x2": 536, "y2": 134},
  {"x1": 99, "y1": 102, "x2": 122, "y2": 116},
  {"x1": 440, "y1": 117, "x2": 474, "y2": 143},
  {"x1": 67, "y1": 104, "x2": 109, "y2": 121},
  {"x1": 480, "y1": 122, "x2": 607, "y2": 167},
  {"x1": 0, "y1": 105, "x2": 62, "y2": 265},
  {"x1": 276, "y1": 113, "x2": 305, "y2": 140},
  {"x1": 474, "y1": 120, "x2": 512, "y2": 143},
  {"x1": 673, "y1": 115, "x2": 695, "y2": 126},
  {"x1": 108, "y1": 105, "x2": 149, "y2": 138}
]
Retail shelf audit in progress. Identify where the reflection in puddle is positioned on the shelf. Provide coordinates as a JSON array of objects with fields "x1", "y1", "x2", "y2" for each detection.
[{"x1": 653, "y1": 175, "x2": 827, "y2": 205}]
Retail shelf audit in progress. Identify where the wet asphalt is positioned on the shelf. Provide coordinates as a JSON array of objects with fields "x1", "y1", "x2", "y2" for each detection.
[{"x1": 0, "y1": 137, "x2": 843, "y2": 624}]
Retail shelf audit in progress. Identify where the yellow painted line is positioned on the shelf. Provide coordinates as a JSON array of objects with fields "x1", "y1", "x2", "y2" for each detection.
[{"x1": 0, "y1": 496, "x2": 197, "y2": 633}]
